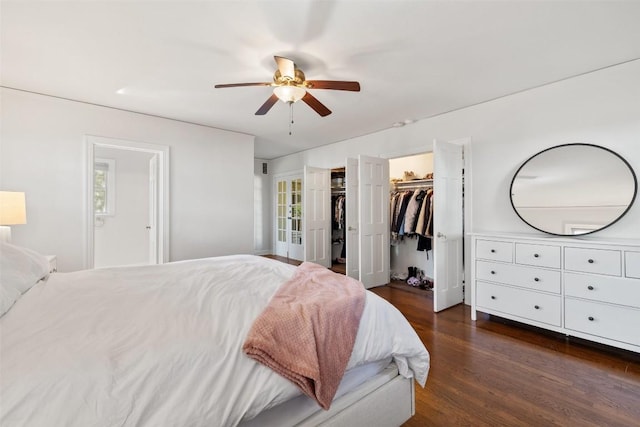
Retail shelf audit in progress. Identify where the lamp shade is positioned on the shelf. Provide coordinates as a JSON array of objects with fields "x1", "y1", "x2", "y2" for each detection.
[
  {"x1": 0, "y1": 191, "x2": 27, "y2": 225},
  {"x1": 273, "y1": 85, "x2": 306, "y2": 103}
]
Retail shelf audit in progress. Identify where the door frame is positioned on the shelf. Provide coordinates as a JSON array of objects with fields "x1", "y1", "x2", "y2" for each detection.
[
  {"x1": 451, "y1": 137, "x2": 473, "y2": 304},
  {"x1": 84, "y1": 135, "x2": 170, "y2": 269}
]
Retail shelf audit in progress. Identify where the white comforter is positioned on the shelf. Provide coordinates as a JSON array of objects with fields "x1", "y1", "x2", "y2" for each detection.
[{"x1": 0, "y1": 255, "x2": 429, "y2": 427}]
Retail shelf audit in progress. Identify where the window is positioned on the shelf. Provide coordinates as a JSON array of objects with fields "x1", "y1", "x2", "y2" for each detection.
[{"x1": 94, "y1": 158, "x2": 115, "y2": 216}]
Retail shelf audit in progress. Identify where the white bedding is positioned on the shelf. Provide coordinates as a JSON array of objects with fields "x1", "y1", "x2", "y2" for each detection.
[{"x1": 0, "y1": 255, "x2": 429, "y2": 426}]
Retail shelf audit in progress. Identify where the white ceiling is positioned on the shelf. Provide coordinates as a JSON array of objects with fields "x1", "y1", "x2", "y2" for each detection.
[{"x1": 2, "y1": 1, "x2": 640, "y2": 159}]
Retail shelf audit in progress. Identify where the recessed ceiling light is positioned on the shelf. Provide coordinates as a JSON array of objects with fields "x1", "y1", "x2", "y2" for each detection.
[{"x1": 392, "y1": 118, "x2": 415, "y2": 128}]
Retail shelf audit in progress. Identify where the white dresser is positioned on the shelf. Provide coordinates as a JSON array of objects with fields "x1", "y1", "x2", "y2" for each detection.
[{"x1": 470, "y1": 233, "x2": 640, "y2": 353}]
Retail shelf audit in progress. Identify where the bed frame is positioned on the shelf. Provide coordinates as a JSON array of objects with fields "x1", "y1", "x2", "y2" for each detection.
[
  {"x1": 241, "y1": 364, "x2": 416, "y2": 427},
  {"x1": 299, "y1": 372, "x2": 415, "y2": 426}
]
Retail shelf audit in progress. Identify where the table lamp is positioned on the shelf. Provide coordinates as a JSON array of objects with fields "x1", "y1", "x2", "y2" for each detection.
[{"x1": 0, "y1": 191, "x2": 27, "y2": 243}]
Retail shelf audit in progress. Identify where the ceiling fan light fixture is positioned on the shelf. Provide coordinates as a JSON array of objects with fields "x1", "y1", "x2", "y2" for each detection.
[{"x1": 273, "y1": 85, "x2": 306, "y2": 103}]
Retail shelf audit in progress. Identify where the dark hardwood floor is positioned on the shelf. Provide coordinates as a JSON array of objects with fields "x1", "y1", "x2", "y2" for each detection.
[
  {"x1": 263, "y1": 255, "x2": 640, "y2": 425},
  {"x1": 369, "y1": 285, "x2": 640, "y2": 427}
]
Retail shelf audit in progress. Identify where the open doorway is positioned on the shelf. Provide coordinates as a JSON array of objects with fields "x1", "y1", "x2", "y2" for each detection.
[
  {"x1": 389, "y1": 152, "x2": 435, "y2": 290},
  {"x1": 93, "y1": 147, "x2": 154, "y2": 268},
  {"x1": 388, "y1": 140, "x2": 466, "y2": 312},
  {"x1": 330, "y1": 167, "x2": 347, "y2": 274},
  {"x1": 85, "y1": 136, "x2": 169, "y2": 269}
]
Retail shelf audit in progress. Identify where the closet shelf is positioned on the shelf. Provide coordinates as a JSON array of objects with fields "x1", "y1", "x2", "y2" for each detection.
[
  {"x1": 392, "y1": 179, "x2": 433, "y2": 189},
  {"x1": 332, "y1": 186, "x2": 346, "y2": 194}
]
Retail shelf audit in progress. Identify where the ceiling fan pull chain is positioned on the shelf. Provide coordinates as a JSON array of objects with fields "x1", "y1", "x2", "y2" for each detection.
[{"x1": 289, "y1": 101, "x2": 294, "y2": 135}]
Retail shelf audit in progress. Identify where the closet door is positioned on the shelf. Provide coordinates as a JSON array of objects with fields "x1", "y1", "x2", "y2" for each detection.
[
  {"x1": 304, "y1": 166, "x2": 331, "y2": 267},
  {"x1": 345, "y1": 157, "x2": 359, "y2": 279},
  {"x1": 358, "y1": 155, "x2": 390, "y2": 288},
  {"x1": 433, "y1": 140, "x2": 464, "y2": 311}
]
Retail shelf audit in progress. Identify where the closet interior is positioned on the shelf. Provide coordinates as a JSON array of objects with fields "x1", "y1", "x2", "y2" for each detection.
[
  {"x1": 331, "y1": 167, "x2": 347, "y2": 274},
  {"x1": 389, "y1": 152, "x2": 434, "y2": 290}
]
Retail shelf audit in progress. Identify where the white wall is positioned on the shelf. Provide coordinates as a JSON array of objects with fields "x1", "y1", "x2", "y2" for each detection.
[
  {"x1": 389, "y1": 153, "x2": 434, "y2": 181},
  {"x1": 254, "y1": 158, "x2": 272, "y2": 254},
  {"x1": 93, "y1": 147, "x2": 153, "y2": 268},
  {"x1": 1, "y1": 88, "x2": 255, "y2": 271},
  {"x1": 270, "y1": 60, "x2": 640, "y2": 241}
]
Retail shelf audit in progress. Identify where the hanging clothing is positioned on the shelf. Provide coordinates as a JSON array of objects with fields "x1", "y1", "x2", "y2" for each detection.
[
  {"x1": 391, "y1": 191, "x2": 413, "y2": 236},
  {"x1": 404, "y1": 190, "x2": 426, "y2": 234},
  {"x1": 416, "y1": 189, "x2": 434, "y2": 253},
  {"x1": 332, "y1": 194, "x2": 347, "y2": 261},
  {"x1": 332, "y1": 195, "x2": 346, "y2": 230},
  {"x1": 416, "y1": 189, "x2": 433, "y2": 237}
]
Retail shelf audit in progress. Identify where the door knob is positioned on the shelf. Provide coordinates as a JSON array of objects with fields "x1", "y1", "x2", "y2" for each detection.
[
  {"x1": 348, "y1": 226, "x2": 357, "y2": 231},
  {"x1": 146, "y1": 226, "x2": 151, "y2": 230},
  {"x1": 437, "y1": 232, "x2": 446, "y2": 239}
]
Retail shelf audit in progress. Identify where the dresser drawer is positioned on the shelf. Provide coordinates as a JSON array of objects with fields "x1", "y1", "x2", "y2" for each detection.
[
  {"x1": 565, "y1": 298, "x2": 640, "y2": 347},
  {"x1": 476, "y1": 260, "x2": 561, "y2": 294},
  {"x1": 564, "y1": 272, "x2": 640, "y2": 309},
  {"x1": 515, "y1": 243, "x2": 561, "y2": 268},
  {"x1": 564, "y1": 247, "x2": 621, "y2": 276},
  {"x1": 476, "y1": 239, "x2": 513, "y2": 262},
  {"x1": 476, "y1": 281, "x2": 561, "y2": 326},
  {"x1": 626, "y1": 251, "x2": 640, "y2": 279}
]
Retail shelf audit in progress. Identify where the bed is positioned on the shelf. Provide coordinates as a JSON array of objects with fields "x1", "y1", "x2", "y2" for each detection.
[{"x1": 0, "y1": 242, "x2": 430, "y2": 426}]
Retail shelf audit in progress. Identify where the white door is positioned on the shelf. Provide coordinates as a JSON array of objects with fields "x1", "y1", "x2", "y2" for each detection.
[
  {"x1": 358, "y1": 155, "x2": 390, "y2": 288},
  {"x1": 304, "y1": 166, "x2": 331, "y2": 267},
  {"x1": 433, "y1": 140, "x2": 464, "y2": 312},
  {"x1": 148, "y1": 154, "x2": 158, "y2": 264},
  {"x1": 345, "y1": 158, "x2": 359, "y2": 279},
  {"x1": 274, "y1": 174, "x2": 304, "y2": 261}
]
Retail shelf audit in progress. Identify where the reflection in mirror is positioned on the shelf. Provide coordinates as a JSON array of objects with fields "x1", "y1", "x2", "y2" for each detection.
[{"x1": 510, "y1": 144, "x2": 637, "y2": 236}]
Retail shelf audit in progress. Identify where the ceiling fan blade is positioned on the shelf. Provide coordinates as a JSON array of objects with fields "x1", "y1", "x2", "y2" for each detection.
[
  {"x1": 274, "y1": 56, "x2": 296, "y2": 80},
  {"x1": 214, "y1": 82, "x2": 271, "y2": 88},
  {"x1": 305, "y1": 80, "x2": 361, "y2": 91},
  {"x1": 255, "y1": 94, "x2": 279, "y2": 115},
  {"x1": 301, "y1": 92, "x2": 332, "y2": 117}
]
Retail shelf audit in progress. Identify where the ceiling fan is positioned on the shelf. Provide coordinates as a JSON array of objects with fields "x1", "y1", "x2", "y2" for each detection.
[{"x1": 215, "y1": 56, "x2": 360, "y2": 117}]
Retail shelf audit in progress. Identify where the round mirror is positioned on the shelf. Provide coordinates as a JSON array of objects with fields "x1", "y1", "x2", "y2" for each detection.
[{"x1": 510, "y1": 143, "x2": 637, "y2": 236}]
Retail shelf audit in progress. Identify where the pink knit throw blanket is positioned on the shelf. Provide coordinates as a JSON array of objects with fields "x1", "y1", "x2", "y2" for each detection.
[{"x1": 243, "y1": 262, "x2": 366, "y2": 410}]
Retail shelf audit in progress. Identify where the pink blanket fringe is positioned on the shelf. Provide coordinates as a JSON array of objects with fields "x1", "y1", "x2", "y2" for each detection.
[{"x1": 243, "y1": 262, "x2": 366, "y2": 410}]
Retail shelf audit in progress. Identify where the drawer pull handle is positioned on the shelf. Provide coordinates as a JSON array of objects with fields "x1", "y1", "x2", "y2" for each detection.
[
  {"x1": 588, "y1": 316, "x2": 595, "y2": 321},
  {"x1": 534, "y1": 305, "x2": 540, "y2": 310},
  {"x1": 587, "y1": 285, "x2": 594, "y2": 291},
  {"x1": 491, "y1": 271, "x2": 496, "y2": 275},
  {"x1": 588, "y1": 259, "x2": 594, "y2": 264},
  {"x1": 534, "y1": 277, "x2": 540, "y2": 282},
  {"x1": 490, "y1": 249, "x2": 496, "y2": 253},
  {"x1": 491, "y1": 296, "x2": 496, "y2": 300},
  {"x1": 534, "y1": 253, "x2": 539, "y2": 258}
]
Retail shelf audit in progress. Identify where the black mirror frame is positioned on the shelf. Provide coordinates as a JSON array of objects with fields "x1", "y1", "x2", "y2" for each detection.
[{"x1": 509, "y1": 143, "x2": 638, "y2": 236}]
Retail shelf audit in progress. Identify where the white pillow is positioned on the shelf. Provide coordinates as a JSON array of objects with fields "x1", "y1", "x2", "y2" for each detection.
[{"x1": 0, "y1": 241, "x2": 50, "y2": 317}]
